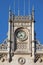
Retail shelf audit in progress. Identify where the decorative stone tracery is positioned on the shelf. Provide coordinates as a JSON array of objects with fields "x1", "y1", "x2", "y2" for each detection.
[{"x1": 0, "y1": 54, "x2": 7, "y2": 62}]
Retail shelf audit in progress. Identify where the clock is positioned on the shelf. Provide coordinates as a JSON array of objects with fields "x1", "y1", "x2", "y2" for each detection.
[{"x1": 16, "y1": 30, "x2": 27, "y2": 41}]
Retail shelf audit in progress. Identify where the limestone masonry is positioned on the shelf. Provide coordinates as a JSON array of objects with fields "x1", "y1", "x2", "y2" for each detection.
[{"x1": 0, "y1": 4, "x2": 43, "y2": 65}]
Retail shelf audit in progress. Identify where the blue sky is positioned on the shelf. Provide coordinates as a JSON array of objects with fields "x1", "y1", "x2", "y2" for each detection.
[{"x1": 0, "y1": 0, "x2": 43, "y2": 44}]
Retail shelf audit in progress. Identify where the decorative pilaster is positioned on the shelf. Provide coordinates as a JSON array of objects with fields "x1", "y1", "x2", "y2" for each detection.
[
  {"x1": 7, "y1": 7, "x2": 12, "y2": 62},
  {"x1": 31, "y1": 6, "x2": 35, "y2": 60},
  {"x1": 11, "y1": 14, "x2": 14, "y2": 53}
]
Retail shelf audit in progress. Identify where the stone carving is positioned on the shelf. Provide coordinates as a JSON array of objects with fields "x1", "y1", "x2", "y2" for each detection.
[
  {"x1": 18, "y1": 57, "x2": 26, "y2": 65},
  {"x1": 0, "y1": 54, "x2": 7, "y2": 62},
  {"x1": 17, "y1": 43, "x2": 27, "y2": 49}
]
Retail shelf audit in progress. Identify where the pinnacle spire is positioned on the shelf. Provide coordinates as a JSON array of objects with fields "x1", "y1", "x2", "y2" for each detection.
[
  {"x1": 32, "y1": 5, "x2": 34, "y2": 11},
  {"x1": 9, "y1": 6, "x2": 11, "y2": 20},
  {"x1": 32, "y1": 5, "x2": 34, "y2": 15},
  {"x1": 32, "y1": 5, "x2": 34, "y2": 21},
  {"x1": 9, "y1": 6, "x2": 12, "y2": 22}
]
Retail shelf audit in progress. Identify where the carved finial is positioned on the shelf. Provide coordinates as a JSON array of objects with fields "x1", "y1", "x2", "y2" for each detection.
[
  {"x1": 32, "y1": 5, "x2": 34, "y2": 12},
  {"x1": 9, "y1": 6, "x2": 12, "y2": 22},
  {"x1": 32, "y1": 5, "x2": 34, "y2": 21},
  {"x1": 9, "y1": 6, "x2": 11, "y2": 20},
  {"x1": 32, "y1": 5, "x2": 34, "y2": 15}
]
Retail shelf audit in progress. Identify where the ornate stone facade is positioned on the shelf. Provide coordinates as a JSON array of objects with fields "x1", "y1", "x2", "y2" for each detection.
[{"x1": 0, "y1": 6, "x2": 43, "y2": 65}]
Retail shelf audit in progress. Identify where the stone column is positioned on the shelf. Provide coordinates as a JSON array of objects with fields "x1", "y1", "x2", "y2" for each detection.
[
  {"x1": 7, "y1": 8, "x2": 12, "y2": 62},
  {"x1": 31, "y1": 6, "x2": 35, "y2": 61},
  {"x1": 32, "y1": 21, "x2": 35, "y2": 58},
  {"x1": 7, "y1": 21, "x2": 12, "y2": 62},
  {"x1": 11, "y1": 14, "x2": 14, "y2": 53}
]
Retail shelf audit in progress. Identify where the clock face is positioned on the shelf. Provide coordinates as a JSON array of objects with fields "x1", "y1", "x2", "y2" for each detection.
[{"x1": 17, "y1": 30, "x2": 27, "y2": 41}]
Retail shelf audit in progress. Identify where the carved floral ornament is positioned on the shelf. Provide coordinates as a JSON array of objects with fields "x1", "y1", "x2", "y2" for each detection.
[
  {"x1": 18, "y1": 57, "x2": 26, "y2": 65},
  {"x1": 0, "y1": 54, "x2": 7, "y2": 62}
]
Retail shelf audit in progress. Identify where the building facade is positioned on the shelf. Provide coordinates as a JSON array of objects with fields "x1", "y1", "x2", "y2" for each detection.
[{"x1": 0, "y1": 6, "x2": 43, "y2": 65}]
